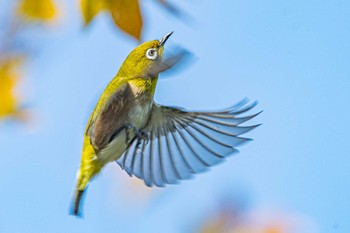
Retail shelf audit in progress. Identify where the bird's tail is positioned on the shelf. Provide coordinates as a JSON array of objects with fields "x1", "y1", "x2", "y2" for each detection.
[
  {"x1": 70, "y1": 168, "x2": 90, "y2": 217},
  {"x1": 71, "y1": 187, "x2": 86, "y2": 217},
  {"x1": 70, "y1": 136, "x2": 102, "y2": 217}
]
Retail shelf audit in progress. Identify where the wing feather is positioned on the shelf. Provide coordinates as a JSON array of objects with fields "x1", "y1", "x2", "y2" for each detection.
[{"x1": 116, "y1": 99, "x2": 261, "y2": 187}]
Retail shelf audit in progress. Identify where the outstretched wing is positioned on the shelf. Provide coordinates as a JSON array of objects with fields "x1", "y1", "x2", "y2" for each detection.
[{"x1": 116, "y1": 98, "x2": 261, "y2": 187}]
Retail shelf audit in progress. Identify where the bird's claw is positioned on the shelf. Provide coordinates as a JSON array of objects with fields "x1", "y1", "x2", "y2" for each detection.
[
  {"x1": 124, "y1": 124, "x2": 150, "y2": 146},
  {"x1": 138, "y1": 130, "x2": 150, "y2": 145},
  {"x1": 124, "y1": 124, "x2": 139, "y2": 144},
  {"x1": 135, "y1": 130, "x2": 150, "y2": 154}
]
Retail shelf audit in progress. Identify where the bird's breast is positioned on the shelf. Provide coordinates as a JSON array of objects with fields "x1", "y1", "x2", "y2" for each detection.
[
  {"x1": 127, "y1": 80, "x2": 154, "y2": 129},
  {"x1": 127, "y1": 100, "x2": 153, "y2": 129},
  {"x1": 96, "y1": 91, "x2": 153, "y2": 164}
]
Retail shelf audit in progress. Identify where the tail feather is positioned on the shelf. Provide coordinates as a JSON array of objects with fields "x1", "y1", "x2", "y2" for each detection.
[
  {"x1": 70, "y1": 189, "x2": 85, "y2": 217},
  {"x1": 70, "y1": 136, "x2": 102, "y2": 217}
]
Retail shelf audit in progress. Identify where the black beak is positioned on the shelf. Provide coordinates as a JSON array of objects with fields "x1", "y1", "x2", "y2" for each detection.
[{"x1": 159, "y1": 31, "x2": 173, "y2": 47}]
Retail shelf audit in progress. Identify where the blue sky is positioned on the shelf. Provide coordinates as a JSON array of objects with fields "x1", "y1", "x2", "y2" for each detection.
[{"x1": 1, "y1": 0, "x2": 350, "y2": 232}]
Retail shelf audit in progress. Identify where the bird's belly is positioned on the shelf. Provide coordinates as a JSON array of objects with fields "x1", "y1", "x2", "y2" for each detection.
[{"x1": 97, "y1": 102, "x2": 152, "y2": 164}]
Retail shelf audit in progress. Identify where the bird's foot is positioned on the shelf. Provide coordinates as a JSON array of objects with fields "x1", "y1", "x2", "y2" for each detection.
[
  {"x1": 138, "y1": 130, "x2": 150, "y2": 145},
  {"x1": 135, "y1": 130, "x2": 150, "y2": 153},
  {"x1": 124, "y1": 124, "x2": 139, "y2": 144},
  {"x1": 124, "y1": 124, "x2": 150, "y2": 148}
]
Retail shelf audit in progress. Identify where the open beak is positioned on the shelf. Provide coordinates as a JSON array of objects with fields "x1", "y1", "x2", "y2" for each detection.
[{"x1": 159, "y1": 31, "x2": 173, "y2": 47}]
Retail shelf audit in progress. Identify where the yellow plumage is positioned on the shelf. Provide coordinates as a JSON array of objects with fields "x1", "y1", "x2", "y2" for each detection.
[
  {"x1": 77, "y1": 77, "x2": 157, "y2": 190},
  {"x1": 72, "y1": 38, "x2": 164, "y2": 216}
]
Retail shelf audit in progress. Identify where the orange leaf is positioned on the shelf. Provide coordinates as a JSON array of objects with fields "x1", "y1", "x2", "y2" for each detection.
[{"x1": 106, "y1": 0, "x2": 143, "y2": 41}]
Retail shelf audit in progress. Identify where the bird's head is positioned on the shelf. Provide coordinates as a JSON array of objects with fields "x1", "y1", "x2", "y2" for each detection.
[{"x1": 119, "y1": 31, "x2": 173, "y2": 78}]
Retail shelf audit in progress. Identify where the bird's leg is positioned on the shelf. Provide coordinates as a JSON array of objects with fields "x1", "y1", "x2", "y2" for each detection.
[
  {"x1": 123, "y1": 124, "x2": 150, "y2": 151},
  {"x1": 135, "y1": 130, "x2": 150, "y2": 154},
  {"x1": 138, "y1": 130, "x2": 150, "y2": 145},
  {"x1": 124, "y1": 124, "x2": 139, "y2": 144}
]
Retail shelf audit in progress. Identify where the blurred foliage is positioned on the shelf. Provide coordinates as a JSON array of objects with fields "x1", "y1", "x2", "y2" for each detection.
[
  {"x1": 0, "y1": 0, "x2": 58, "y2": 123},
  {"x1": 196, "y1": 199, "x2": 311, "y2": 233},
  {"x1": 81, "y1": 0, "x2": 183, "y2": 41},
  {"x1": 0, "y1": 57, "x2": 25, "y2": 120},
  {"x1": 0, "y1": 0, "x2": 183, "y2": 123},
  {"x1": 198, "y1": 211, "x2": 286, "y2": 233},
  {"x1": 81, "y1": 0, "x2": 106, "y2": 26},
  {"x1": 17, "y1": 0, "x2": 57, "y2": 21},
  {"x1": 192, "y1": 196, "x2": 314, "y2": 233}
]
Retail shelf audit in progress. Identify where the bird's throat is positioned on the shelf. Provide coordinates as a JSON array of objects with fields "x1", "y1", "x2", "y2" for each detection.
[{"x1": 128, "y1": 77, "x2": 158, "y2": 97}]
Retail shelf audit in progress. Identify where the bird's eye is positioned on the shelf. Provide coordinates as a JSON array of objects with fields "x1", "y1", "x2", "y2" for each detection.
[{"x1": 146, "y1": 49, "x2": 157, "y2": 60}]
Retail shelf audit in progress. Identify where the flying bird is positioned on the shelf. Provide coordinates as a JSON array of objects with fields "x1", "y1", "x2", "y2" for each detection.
[{"x1": 71, "y1": 32, "x2": 261, "y2": 216}]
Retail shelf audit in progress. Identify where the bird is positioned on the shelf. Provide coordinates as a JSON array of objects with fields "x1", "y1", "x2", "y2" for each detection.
[{"x1": 71, "y1": 32, "x2": 261, "y2": 216}]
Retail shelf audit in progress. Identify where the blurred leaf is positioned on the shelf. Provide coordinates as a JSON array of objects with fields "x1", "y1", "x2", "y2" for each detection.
[
  {"x1": 264, "y1": 226, "x2": 283, "y2": 233},
  {"x1": 81, "y1": 0, "x2": 106, "y2": 26},
  {"x1": 0, "y1": 57, "x2": 24, "y2": 120},
  {"x1": 195, "y1": 200, "x2": 309, "y2": 233},
  {"x1": 199, "y1": 216, "x2": 226, "y2": 233},
  {"x1": 81, "y1": 0, "x2": 147, "y2": 41},
  {"x1": 17, "y1": 0, "x2": 57, "y2": 21},
  {"x1": 80, "y1": 0, "x2": 187, "y2": 41},
  {"x1": 106, "y1": 0, "x2": 142, "y2": 41}
]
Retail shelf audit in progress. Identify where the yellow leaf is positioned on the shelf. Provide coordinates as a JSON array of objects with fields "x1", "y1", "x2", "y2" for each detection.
[
  {"x1": 17, "y1": 0, "x2": 57, "y2": 21},
  {"x1": 81, "y1": 0, "x2": 106, "y2": 26},
  {"x1": 0, "y1": 58, "x2": 23, "y2": 119},
  {"x1": 106, "y1": 0, "x2": 143, "y2": 41}
]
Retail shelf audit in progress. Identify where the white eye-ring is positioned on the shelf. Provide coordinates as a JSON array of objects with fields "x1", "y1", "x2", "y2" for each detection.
[{"x1": 146, "y1": 48, "x2": 158, "y2": 60}]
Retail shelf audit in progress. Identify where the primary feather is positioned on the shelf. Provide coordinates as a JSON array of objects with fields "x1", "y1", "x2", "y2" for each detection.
[{"x1": 116, "y1": 99, "x2": 261, "y2": 187}]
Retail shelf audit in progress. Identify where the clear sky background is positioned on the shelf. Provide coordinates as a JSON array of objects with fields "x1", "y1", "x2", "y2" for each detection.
[{"x1": 1, "y1": 0, "x2": 350, "y2": 232}]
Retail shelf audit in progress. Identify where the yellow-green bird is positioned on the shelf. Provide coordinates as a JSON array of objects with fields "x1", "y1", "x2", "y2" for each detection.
[{"x1": 71, "y1": 32, "x2": 260, "y2": 216}]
